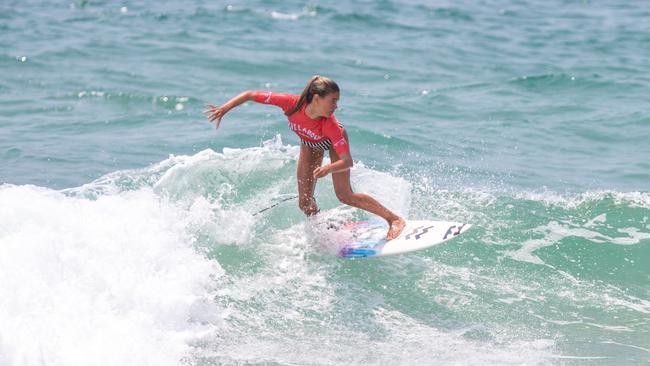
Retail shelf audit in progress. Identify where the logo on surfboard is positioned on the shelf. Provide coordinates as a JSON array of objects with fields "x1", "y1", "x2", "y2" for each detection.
[{"x1": 404, "y1": 225, "x2": 435, "y2": 240}]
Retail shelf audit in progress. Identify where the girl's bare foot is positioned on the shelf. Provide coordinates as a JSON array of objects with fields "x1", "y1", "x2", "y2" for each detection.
[{"x1": 386, "y1": 217, "x2": 406, "y2": 240}]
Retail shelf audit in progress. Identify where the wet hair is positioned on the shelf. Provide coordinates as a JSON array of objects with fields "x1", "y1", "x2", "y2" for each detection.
[{"x1": 286, "y1": 75, "x2": 339, "y2": 116}]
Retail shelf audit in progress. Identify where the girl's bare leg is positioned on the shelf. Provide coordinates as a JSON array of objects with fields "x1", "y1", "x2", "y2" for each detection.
[
  {"x1": 329, "y1": 131, "x2": 405, "y2": 240},
  {"x1": 296, "y1": 144, "x2": 324, "y2": 216}
]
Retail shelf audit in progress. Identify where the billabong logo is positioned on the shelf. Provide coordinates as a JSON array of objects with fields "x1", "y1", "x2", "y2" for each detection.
[
  {"x1": 404, "y1": 225, "x2": 435, "y2": 240},
  {"x1": 288, "y1": 122, "x2": 323, "y2": 140},
  {"x1": 443, "y1": 224, "x2": 467, "y2": 240}
]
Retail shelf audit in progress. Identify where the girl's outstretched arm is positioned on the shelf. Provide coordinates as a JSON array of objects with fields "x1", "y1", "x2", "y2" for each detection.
[{"x1": 204, "y1": 91, "x2": 254, "y2": 129}]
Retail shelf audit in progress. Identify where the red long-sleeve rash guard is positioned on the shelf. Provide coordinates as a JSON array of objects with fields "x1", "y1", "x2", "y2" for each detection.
[{"x1": 251, "y1": 91, "x2": 350, "y2": 155}]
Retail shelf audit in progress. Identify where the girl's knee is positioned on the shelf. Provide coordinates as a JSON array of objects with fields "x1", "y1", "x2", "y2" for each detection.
[{"x1": 336, "y1": 191, "x2": 355, "y2": 206}]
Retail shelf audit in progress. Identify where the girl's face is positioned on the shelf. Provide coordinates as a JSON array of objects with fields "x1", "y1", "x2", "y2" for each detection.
[{"x1": 313, "y1": 92, "x2": 339, "y2": 117}]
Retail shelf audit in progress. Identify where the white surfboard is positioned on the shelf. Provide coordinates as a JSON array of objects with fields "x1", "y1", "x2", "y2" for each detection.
[{"x1": 336, "y1": 219, "x2": 471, "y2": 258}]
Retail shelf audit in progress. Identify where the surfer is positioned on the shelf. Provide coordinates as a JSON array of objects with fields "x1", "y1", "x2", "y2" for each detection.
[{"x1": 204, "y1": 75, "x2": 405, "y2": 240}]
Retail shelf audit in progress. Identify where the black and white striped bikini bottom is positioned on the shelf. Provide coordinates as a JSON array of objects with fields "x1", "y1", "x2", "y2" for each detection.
[
  {"x1": 301, "y1": 139, "x2": 333, "y2": 151},
  {"x1": 300, "y1": 123, "x2": 345, "y2": 151}
]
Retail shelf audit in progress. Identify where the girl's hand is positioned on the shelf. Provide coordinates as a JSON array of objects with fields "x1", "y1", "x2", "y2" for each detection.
[
  {"x1": 313, "y1": 165, "x2": 331, "y2": 178},
  {"x1": 204, "y1": 104, "x2": 226, "y2": 129}
]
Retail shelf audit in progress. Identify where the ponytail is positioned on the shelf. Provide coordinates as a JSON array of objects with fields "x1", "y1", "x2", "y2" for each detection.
[{"x1": 286, "y1": 75, "x2": 340, "y2": 116}]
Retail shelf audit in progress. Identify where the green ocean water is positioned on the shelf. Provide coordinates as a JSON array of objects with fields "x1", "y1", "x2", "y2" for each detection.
[{"x1": 1, "y1": 1, "x2": 648, "y2": 365}]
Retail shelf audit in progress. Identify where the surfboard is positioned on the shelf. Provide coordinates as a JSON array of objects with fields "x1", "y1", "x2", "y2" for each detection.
[{"x1": 336, "y1": 219, "x2": 471, "y2": 258}]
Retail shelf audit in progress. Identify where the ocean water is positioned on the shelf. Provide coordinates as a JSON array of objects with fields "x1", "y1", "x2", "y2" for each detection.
[{"x1": 1, "y1": 0, "x2": 649, "y2": 365}]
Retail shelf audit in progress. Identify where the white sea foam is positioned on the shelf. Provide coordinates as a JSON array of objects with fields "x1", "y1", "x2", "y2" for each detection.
[
  {"x1": 513, "y1": 190, "x2": 650, "y2": 210},
  {"x1": 269, "y1": 7, "x2": 317, "y2": 20},
  {"x1": 0, "y1": 184, "x2": 222, "y2": 366},
  {"x1": 509, "y1": 217, "x2": 650, "y2": 266}
]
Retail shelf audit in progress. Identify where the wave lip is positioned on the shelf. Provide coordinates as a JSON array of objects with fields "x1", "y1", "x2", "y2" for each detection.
[{"x1": 2, "y1": 138, "x2": 648, "y2": 365}]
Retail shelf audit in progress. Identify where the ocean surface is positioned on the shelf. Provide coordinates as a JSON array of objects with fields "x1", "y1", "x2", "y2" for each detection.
[{"x1": 1, "y1": 0, "x2": 649, "y2": 365}]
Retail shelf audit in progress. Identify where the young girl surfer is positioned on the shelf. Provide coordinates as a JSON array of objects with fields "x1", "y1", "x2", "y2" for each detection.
[{"x1": 204, "y1": 75, "x2": 405, "y2": 240}]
